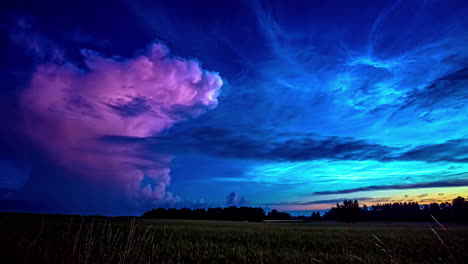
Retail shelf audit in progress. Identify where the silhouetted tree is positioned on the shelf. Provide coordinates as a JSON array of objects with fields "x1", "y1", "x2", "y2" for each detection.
[
  {"x1": 310, "y1": 211, "x2": 322, "y2": 221},
  {"x1": 452, "y1": 196, "x2": 468, "y2": 221},
  {"x1": 265, "y1": 209, "x2": 292, "y2": 220},
  {"x1": 334, "y1": 200, "x2": 362, "y2": 222}
]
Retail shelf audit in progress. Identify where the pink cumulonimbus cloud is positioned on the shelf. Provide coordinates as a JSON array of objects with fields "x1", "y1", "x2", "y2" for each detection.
[{"x1": 20, "y1": 42, "x2": 222, "y2": 205}]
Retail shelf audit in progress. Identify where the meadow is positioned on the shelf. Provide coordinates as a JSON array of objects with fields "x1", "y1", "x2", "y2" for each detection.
[{"x1": 1, "y1": 213, "x2": 467, "y2": 264}]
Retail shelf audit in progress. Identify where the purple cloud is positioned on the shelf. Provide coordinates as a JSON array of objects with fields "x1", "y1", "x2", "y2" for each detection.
[
  {"x1": 226, "y1": 192, "x2": 249, "y2": 206},
  {"x1": 19, "y1": 41, "x2": 222, "y2": 208}
]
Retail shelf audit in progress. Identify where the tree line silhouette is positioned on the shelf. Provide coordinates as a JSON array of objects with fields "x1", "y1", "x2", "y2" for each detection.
[
  {"x1": 142, "y1": 206, "x2": 268, "y2": 221},
  {"x1": 142, "y1": 196, "x2": 468, "y2": 222},
  {"x1": 322, "y1": 196, "x2": 468, "y2": 222}
]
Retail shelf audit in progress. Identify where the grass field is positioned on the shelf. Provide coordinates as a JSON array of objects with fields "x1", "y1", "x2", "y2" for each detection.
[{"x1": 1, "y1": 213, "x2": 467, "y2": 264}]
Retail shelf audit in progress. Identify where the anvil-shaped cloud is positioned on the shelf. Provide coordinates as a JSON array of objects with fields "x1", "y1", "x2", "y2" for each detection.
[{"x1": 17, "y1": 42, "x2": 222, "y2": 212}]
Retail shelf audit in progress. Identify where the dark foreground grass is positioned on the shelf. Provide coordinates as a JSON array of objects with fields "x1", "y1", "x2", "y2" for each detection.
[{"x1": 1, "y1": 213, "x2": 467, "y2": 264}]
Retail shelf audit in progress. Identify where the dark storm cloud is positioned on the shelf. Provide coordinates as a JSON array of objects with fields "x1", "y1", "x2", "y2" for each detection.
[
  {"x1": 313, "y1": 178, "x2": 468, "y2": 195},
  {"x1": 404, "y1": 66, "x2": 468, "y2": 110},
  {"x1": 397, "y1": 139, "x2": 468, "y2": 163},
  {"x1": 102, "y1": 127, "x2": 468, "y2": 164},
  {"x1": 102, "y1": 127, "x2": 396, "y2": 161}
]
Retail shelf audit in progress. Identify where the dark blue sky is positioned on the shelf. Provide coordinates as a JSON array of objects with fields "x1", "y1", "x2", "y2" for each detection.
[{"x1": 1, "y1": 0, "x2": 467, "y2": 215}]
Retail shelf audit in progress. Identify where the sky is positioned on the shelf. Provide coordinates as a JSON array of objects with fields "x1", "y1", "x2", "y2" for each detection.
[{"x1": 0, "y1": 0, "x2": 467, "y2": 215}]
